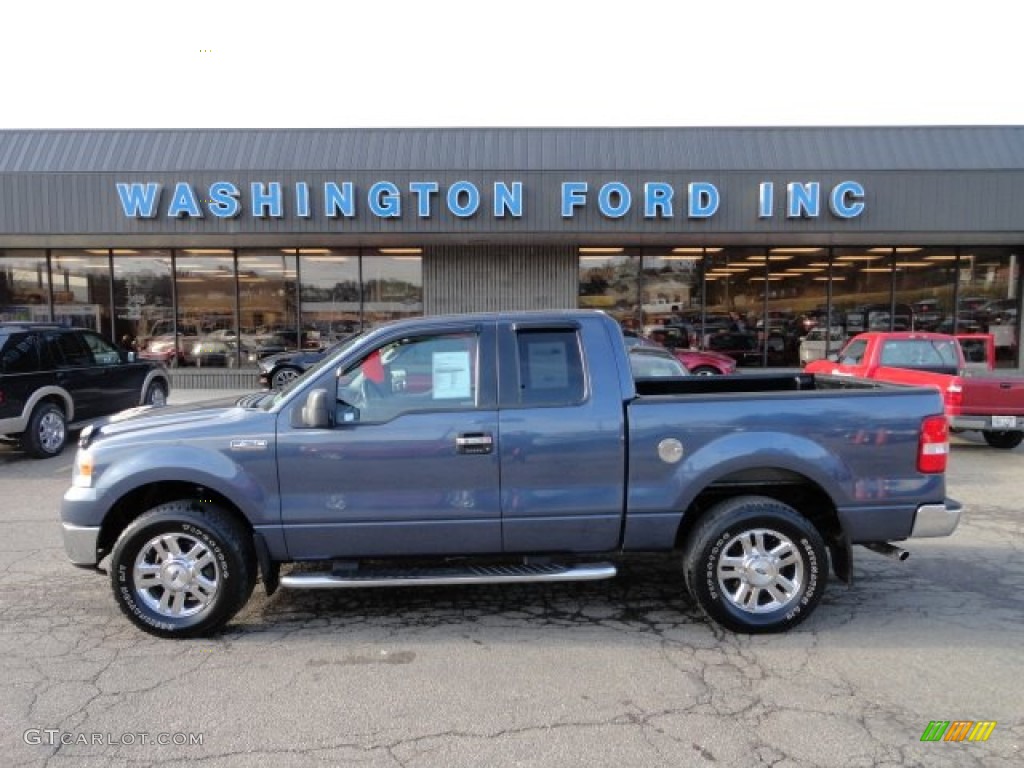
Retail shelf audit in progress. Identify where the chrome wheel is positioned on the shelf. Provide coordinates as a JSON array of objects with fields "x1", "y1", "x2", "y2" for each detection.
[
  {"x1": 132, "y1": 533, "x2": 221, "y2": 618},
  {"x1": 272, "y1": 368, "x2": 301, "y2": 389},
  {"x1": 716, "y1": 528, "x2": 804, "y2": 614},
  {"x1": 37, "y1": 410, "x2": 66, "y2": 453}
]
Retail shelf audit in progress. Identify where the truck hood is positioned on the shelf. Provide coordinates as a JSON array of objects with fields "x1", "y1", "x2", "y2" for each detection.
[{"x1": 79, "y1": 394, "x2": 262, "y2": 447}]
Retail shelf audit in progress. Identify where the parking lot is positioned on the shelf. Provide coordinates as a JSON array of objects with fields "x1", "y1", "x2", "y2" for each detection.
[{"x1": 1, "y1": 424, "x2": 1021, "y2": 767}]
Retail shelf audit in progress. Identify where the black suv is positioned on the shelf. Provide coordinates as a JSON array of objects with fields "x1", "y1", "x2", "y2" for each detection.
[{"x1": 0, "y1": 324, "x2": 170, "y2": 458}]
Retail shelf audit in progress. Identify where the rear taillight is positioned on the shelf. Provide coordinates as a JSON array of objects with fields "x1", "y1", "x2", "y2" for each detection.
[
  {"x1": 918, "y1": 415, "x2": 949, "y2": 473},
  {"x1": 945, "y1": 382, "x2": 963, "y2": 415}
]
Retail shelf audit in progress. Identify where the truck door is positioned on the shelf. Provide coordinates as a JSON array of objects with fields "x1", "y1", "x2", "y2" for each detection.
[
  {"x1": 497, "y1": 321, "x2": 626, "y2": 553},
  {"x1": 276, "y1": 324, "x2": 501, "y2": 559}
]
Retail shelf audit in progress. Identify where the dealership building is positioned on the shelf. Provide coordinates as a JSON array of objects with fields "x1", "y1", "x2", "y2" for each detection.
[{"x1": 1, "y1": 127, "x2": 1021, "y2": 377}]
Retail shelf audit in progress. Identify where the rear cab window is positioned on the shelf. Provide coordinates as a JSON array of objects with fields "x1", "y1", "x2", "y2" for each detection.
[{"x1": 513, "y1": 329, "x2": 586, "y2": 406}]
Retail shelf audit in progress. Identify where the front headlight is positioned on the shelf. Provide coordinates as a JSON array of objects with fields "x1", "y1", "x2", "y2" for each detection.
[{"x1": 72, "y1": 450, "x2": 94, "y2": 488}]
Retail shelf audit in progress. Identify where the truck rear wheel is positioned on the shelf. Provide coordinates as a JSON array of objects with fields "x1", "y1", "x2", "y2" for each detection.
[
  {"x1": 682, "y1": 495, "x2": 828, "y2": 633},
  {"x1": 982, "y1": 430, "x2": 1023, "y2": 450},
  {"x1": 109, "y1": 501, "x2": 256, "y2": 638}
]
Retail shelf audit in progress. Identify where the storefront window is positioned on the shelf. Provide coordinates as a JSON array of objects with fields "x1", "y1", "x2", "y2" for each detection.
[
  {"x1": 959, "y1": 248, "x2": 1020, "y2": 366},
  {"x1": 175, "y1": 250, "x2": 236, "y2": 367},
  {"x1": 763, "y1": 248, "x2": 830, "y2": 365},
  {"x1": 831, "y1": 247, "x2": 895, "y2": 337},
  {"x1": 0, "y1": 250, "x2": 50, "y2": 322},
  {"x1": 703, "y1": 247, "x2": 764, "y2": 355},
  {"x1": 51, "y1": 249, "x2": 112, "y2": 334},
  {"x1": 362, "y1": 248, "x2": 423, "y2": 328},
  {"x1": 577, "y1": 248, "x2": 640, "y2": 330},
  {"x1": 298, "y1": 248, "x2": 361, "y2": 343},
  {"x1": 113, "y1": 249, "x2": 173, "y2": 353},
  {"x1": 237, "y1": 249, "x2": 299, "y2": 365}
]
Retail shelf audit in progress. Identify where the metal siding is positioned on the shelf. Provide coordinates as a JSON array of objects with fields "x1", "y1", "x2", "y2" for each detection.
[
  {"x1": 424, "y1": 246, "x2": 577, "y2": 314},
  {"x1": 5, "y1": 127, "x2": 1023, "y2": 173}
]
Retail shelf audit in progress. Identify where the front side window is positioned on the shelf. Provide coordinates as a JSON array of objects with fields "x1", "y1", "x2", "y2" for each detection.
[
  {"x1": 839, "y1": 339, "x2": 868, "y2": 366},
  {"x1": 336, "y1": 332, "x2": 479, "y2": 423},
  {"x1": 80, "y1": 331, "x2": 121, "y2": 366}
]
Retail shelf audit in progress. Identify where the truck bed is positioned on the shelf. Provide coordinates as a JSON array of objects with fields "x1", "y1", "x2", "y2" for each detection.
[{"x1": 634, "y1": 372, "x2": 889, "y2": 397}]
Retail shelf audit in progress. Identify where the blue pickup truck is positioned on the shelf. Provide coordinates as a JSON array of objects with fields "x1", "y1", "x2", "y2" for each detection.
[{"x1": 61, "y1": 311, "x2": 961, "y2": 638}]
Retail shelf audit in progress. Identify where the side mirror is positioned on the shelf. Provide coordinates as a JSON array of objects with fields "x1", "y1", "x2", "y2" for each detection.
[{"x1": 291, "y1": 388, "x2": 331, "y2": 428}]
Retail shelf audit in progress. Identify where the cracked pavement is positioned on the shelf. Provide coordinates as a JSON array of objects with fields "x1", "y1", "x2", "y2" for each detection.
[{"x1": 0, "y1": 433, "x2": 1021, "y2": 767}]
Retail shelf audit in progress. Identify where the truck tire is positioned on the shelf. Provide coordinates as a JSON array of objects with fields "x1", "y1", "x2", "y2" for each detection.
[
  {"x1": 143, "y1": 381, "x2": 167, "y2": 407},
  {"x1": 22, "y1": 401, "x2": 67, "y2": 459},
  {"x1": 109, "y1": 501, "x2": 256, "y2": 639},
  {"x1": 682, "y1": 495, "x2": 828, "y2": 634},
  {"x1": 982, "y1": 430, "x2": 1023, "y2": 450}
]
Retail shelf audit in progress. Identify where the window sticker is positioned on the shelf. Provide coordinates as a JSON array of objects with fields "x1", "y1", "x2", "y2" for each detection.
[
  {"x1": 528, "y1": 342, "x2": 568, "y2": 389},
  {"x1": 432, "y1": 350, "x2": 472, "y2": 399}
]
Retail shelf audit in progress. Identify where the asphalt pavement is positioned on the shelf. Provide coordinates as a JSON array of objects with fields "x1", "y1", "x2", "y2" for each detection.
[{"x1": 0, "y1": 410, "x2": 1021, "y2": 767}]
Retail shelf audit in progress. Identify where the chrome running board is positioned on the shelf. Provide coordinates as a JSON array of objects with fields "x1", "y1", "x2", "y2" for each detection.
[{"x1": 279, "y1": 562, "x2": 617, "y2": 589}]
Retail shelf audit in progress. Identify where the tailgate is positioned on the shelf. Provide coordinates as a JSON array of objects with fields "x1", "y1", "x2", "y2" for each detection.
[{"x1": 960, "y1": 375, "x2": 1024, "y2": 416}]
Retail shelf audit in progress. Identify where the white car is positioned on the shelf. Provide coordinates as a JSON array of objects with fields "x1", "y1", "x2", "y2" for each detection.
[{"x1": 799, "y1": 326, "x2": 846, "y2": 365}]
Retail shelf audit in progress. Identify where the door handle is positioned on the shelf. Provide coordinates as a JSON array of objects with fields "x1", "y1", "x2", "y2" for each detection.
[{"x1": 455, "y1": 432, "x2": 494, "y2": 454}]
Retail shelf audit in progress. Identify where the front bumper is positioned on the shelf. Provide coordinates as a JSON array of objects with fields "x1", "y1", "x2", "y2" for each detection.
[
  {"x1": 61, "y1": 522, "x2": 101, "y2": 566},
  {"x1": 909, "y1": 498, "x2": 962, "y2": 538}
]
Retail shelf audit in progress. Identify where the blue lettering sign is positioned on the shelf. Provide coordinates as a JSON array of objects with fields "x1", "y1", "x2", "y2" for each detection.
[
  {"x1": 494, "y1": 181, "x2": 523, "y2": 217},
  {"x1": 116, "y1": 182, "x2": 161, "y2": 218},
  {"x1": 295, "y1": 182, "x2": 311, "y2": 218},
  {"x1": 447, "y1": 181, "x2": 480, "y2": 218},
  {"x1": 830, "y1": 180, "x2": 865, "y2": 218},
  {"x1": 561, "y1": 182, "x2": 588, "y2": 218},
  {"x1": 758, "y1": 182, "x2": 774, "y2": 218},
  {"x1": 167, "y1": 182, "x2": 202, "y2": 218},
  {"x1": 207, "y1": 181, "x2": 240, "y2": 218},
  {"x1": 369, "y1": 182, "x2": 401, "y2": 217},
  {"x1": 644, "y1": 182, "x2": 673, "y2": 218},
  {"x1": 688, "y1": 182, "x2": 719, "y2": 218},
  {"x1": 410, "y1": 182, "x2": 439, "y2": 218},
  {"x1": 251, "y1": 182, "x2": 283, "y2": 218},
  {"x1": 598, "y1": 182, "x2": 631, "y2": 218},
  {"x1": 787, "y1": 182, "x2": 820, "y2": 218},
  {"x1": 324, "y1": 182, "x2": 355, "y2": 217}
]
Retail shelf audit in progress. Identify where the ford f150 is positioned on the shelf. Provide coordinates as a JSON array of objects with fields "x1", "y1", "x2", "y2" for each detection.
[{"x1": 61, "y1": 311, "x2": 961, "y2": 638}]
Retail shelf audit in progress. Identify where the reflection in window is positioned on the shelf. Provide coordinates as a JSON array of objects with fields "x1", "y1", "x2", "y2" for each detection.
[
  {"x1": 959, "y1": 248, "x2": 1020, "y2": 366},
  {"x1": 299, "y1": 248, "x2": 361, "y2": 343},
  {"x1": 362, "y1": 249, "x2": 423, "y2": 328},
  {"x1": 0, "y1": 250, "x2": 50, "y2": 322},
  {"x1": 176, "y1": 250, "x2": 236, "y2": 367},
  {"x1": 577, "y1": 248, "x2": 640, "y2": 330},
  {"x1": 238, "y1": 249, "x2": 300, "y2": 366},
  {"x1": 51, "y1": 250, "x2": 112, "y2": 334},
  {"x1": 113, "y1": 250, "x2": 172, "y2": 353}
]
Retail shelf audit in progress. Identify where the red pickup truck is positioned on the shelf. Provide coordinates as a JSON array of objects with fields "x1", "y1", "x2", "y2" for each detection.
[{"x1": 806, "y1": 331, "x2": 1024, "y2": 449}]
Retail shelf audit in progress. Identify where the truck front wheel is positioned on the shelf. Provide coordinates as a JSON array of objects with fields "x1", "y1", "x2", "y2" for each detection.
[
  {"x1": 109, "y1": 501, "x2": 256, "y2": 638},
  {"x1": 982, "y1": 430, "x2": 1023, "y2": 450},
  {"x1": 683, "y1": 495, "x2": 828, "y2": 633}
]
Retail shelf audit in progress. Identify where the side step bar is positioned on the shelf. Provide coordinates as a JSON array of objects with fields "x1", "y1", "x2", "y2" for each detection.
[{"x1": 280, "y1": 562, "x2": 617, "y2": 589}]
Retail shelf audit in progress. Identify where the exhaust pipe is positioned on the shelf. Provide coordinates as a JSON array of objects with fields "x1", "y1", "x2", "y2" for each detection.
[{"x1": 862, "y1": 542, "x2": 910, "y2": 561}]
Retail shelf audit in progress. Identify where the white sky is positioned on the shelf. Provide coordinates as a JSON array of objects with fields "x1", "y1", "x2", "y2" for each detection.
[{"x1": 3, "y1": 0, "x2": 1021, "y2": 129}]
